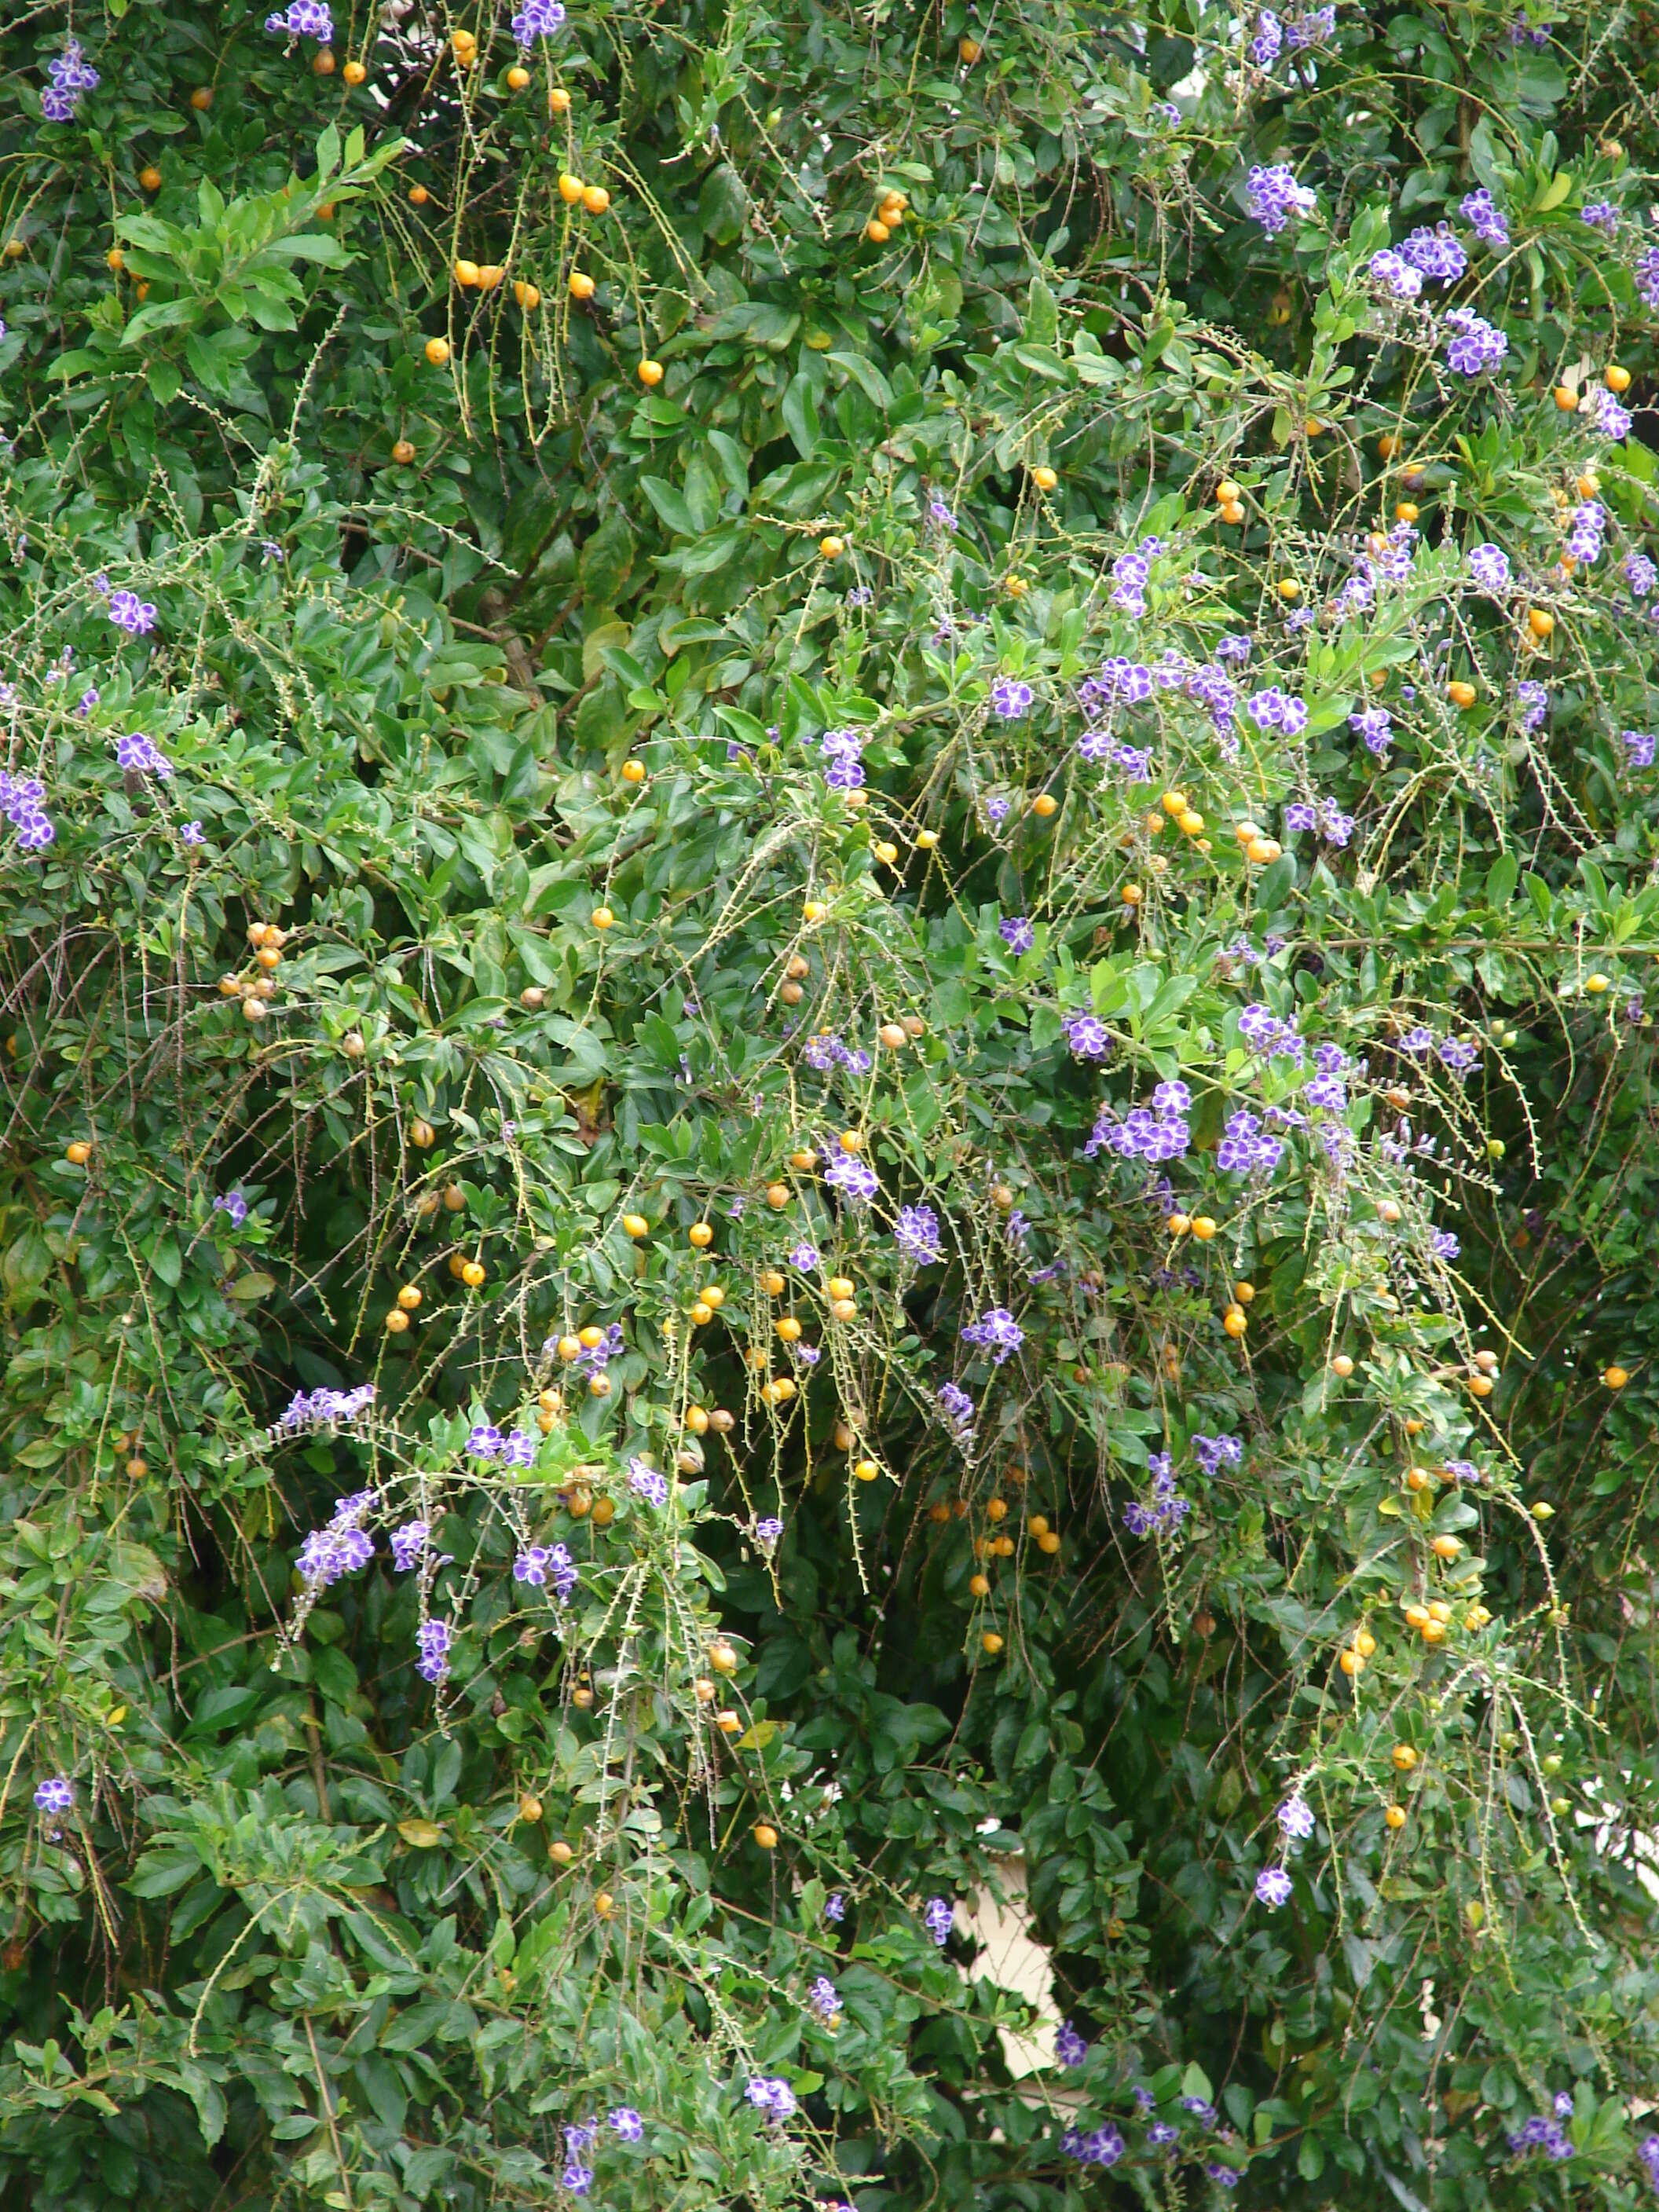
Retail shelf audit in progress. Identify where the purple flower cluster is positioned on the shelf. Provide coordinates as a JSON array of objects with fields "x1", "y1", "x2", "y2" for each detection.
[
  {"x1": 628, "y1": 1459, "x2": 670, "y2": 1507},
  {"x1": 1508, "y1": 2114, "x2": 1572, "y2": 2161},
  {"x1": 1085, "y1": 1081, "x2": 1192, "y2": 1164},
  {"x1": 1055, "y1": 2020, "x2": 1090, "y2": 2067},
  {"x1": 1246, "y1": 165, "x2": 1317, "y2": 236},
  {"x1": 745, "y1": 2078, "x2": 798, "y2": 2121},
  {"x1": 514, "y1": 1542, "x2": 578, "y2": 1599},
  {"x1": 1079, "y1": 656, "x2": 1155, "y2": 711},
  {"x1": 1515, "y1": 679, "x2": 1549, "y2": 733},
  {"x1": 924, "y1": 1895, "x2": 955, "y2": 1946},
  {"x1": 1246, "y1": 687, "x2": 1308, "y2": 736},
  {"x1": 416, "y1": 1618, "x2": 451, "y2": 1684},
  {"x1": 610, "y1": 2108, "x2": 644, "y2": 2142},
  {"x1": 1581, "y1": 200, "x2": 1618, "y2": 233},
  {"x1": 999, "y1": 914, "x2": 1035, "y2": 954},
  {"x1": 755, "y1": 1515, "x2": 783, "y2": 1549},
  {"x1": 1278, "y1": 1792, "x2": 1316, "y2": 1840},
  {"x1": 961, "y1": 1307, "x2": 1024, "y2": 1364},
  {"x1": 1624, "y1": 553, "x2": 1657, "y2": 597},
  {"x1": 34, "y1": 1776, "x2": 73, "y2": 1816},
  {"x1": 1467, "y1": 542, "x2": 1511, "y2": 593},
  {"x1": 511, "y1": 0, "x2": 566, "y2": 42},
  {"x1": 1249, "y1": 9, "x2": 1284, "y2": 62},
  {"x1": 1193, "y1": 1434, "x2": 1243, "y2": 1475},
  {"x1": 1060, "y1": 2125, "x2": 1125, "y2": 2167},
  {"x1": 1641, "y1": 2134, "x2": 1659, "y2": 2196},
  {"x1": 1124, "y1": 1458, "x2": 1191, "y2": 1536},
  {"x1": 818, "y1": 726, "x2": 867, "y2": 793},
  {"x1": 937, "y1": 1382, "x2": 976, "y2": 1438},
  {"x1": 1284, "y1": 3, "x2": 1337, "y2": 44},
  {"x1": 1624, "y1": 731, "x2": 1657, "y2": 769},
  {"x1": 390, "y1": 1520, "x2": 427, "y2": 1572},
  {"x1": 1284, "y1": 797, "x2": 1354, "y2": 848},
  {"x1": 1368, "y1": 249, "x2": 1423, "y2": 302},
  {"x1": 894, "y1": 1203, "x2": 943, "y2": 1263},
  {"x1": 1110, "y1": 537, "x2": 1163, "y2": 617},
  {"x1": 824, "y1": 1152, "x2": 879, "y2": 1205},
  {"x1": 276, "y1": 1383, "x2": 376, "y2": 1430},
  {"x1": 1217, "y1": 1108, "x2": 1286, "y2": 1177},
  {"x1": 1077, "y1": 729, "x2": 1154, "y2": 777},
  {"x1": 467, "y1": 1423, "x2": 537, "y2": 1468},
  {"x1": 214, "y1": 1190, "x2": 248, "y2": 1226},
  {"x1": 1401, "y1": 224, "x2": 1467, "y2": 283},
  {"x1": 115, "y1": 732, "x2": 173, "y2": 778},
  {"x1": 1254, "y1": 1866, "x2": 1293, "y2": 1907},
  {"x1": 0, "y1": 772, "x2": 54, "y2": 852},
  {"x1": 1592, "y1": 386, "x2": 1632, "y2": 442},
  {"x1": 990, "y1": 676, "x2": 1035, "y2": 720},
  {"x1": 108, "y1": 589, "x2": 157, "y2": 635},
  {"x1": 298, "y1": 1492, "x2": 376, "y2": 1586},
  {"x1": 1637, "y1": 247, "x2": 1659, "y2": 313},
  {"x1": 1237, "y1": 1001, "x2": 1304, "y2": 1060},
  {"x1": 42, "y1": 39, "x2": 100, "y2": 123},
  {"x1": 1063, "y1": 1010, "x2": 1112, "y2": 1060},
  {"x1": 1443, "y1": 307, "x2": 1508, "y2": 376},
  {"x1": 808, "y1": 1975, "x2": 843, "y2": 2023},
  {"x1": 1350, "y1": 705, "x2": 1393, "y2": 757},
  {"x1": 803, "y1": 1030, "x2": 872, "y2": 1077},
  {"x1": 1566, "y1": 500, "x2": 1606, "y2": 562},
  {"x1": 265, "y1": 0, "x2": 334, "y2": 35},
  {"x1": 1461, "y1": 189, "x2": 1509, "y2": 247}
]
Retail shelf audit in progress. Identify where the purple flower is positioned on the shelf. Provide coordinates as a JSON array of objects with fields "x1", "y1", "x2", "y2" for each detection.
[
  {"x1": 1350, "y1": 705, "x2": 1393, "y2": 756},
  {"x1": 1149, "y1": 2120, "x2": 1177, "y2": 2147},
  {"x1": 999, "y1": 915, "x2": 1035, "y2": 955},
  {"x1": 107, "y1": 590, "x2": 157, "y2": 636},
  {"x1": 1278, "y1": 1793, "x2": 1315, "y2": 1840},
  {"x1": 180, "y1": 820, "x2": 206, "y2": 847},
  {"x1": 824, "y1": 1153, "x2": 879, "y2": 1206},
  {"x1": 609, "y1": 2108, "x2": 645, "y2": 2141},
  {"x1": 1467, "y1": 542, "x2": 1511, "y2": 592},
  {"x1": 1515, "y1": 679, "x2": 1549, "y2": 733},
  {"x1": 266, "y1": 0, "x2": 335, "y2": 34},
  {"x1": 390, "y1": 1520, "x2": 427, "y2": 1572},
  {"x1": 628, "y1": 1459, "x2": 670, "y2": 1508},
  {"x1": 1638, "y1": 247, "x2": 1659, "y2": 313},
  {"x1": 1369, "y1": 249, "x2": 1423, "y2": 301},
  {"x1": 745, "y1": 2077, "x2": 798, "y2": 2120},
  {"x1": 1437, "y1": 1035, "x2": 1479, "y2": 1076},
  {"x1": 416, "y1": 1618, "x2": 452, "y2": 1683},
  {"x1": 114, "y1": 731, "x2": 173, "y2": 778},
  {"x1": 214, "y1": 1189, "x2": 248, "y2": 1227},
  {"x1": 961, "y1": 1307, "x2": 1024, "y2": 1364},
  {"x1": 1063, "y1": 1011, "x2": 1111, "y2": 1061},
  {"x1": 1554, "y1": 2092, "x2": 1575, "y2": 2120},
  {"x1": 34, "y1": 1777, "x2": 73, "y2": 1816},
  {"x1": 501, "y1": 1427, "x2": 536, "y2": 1470},
  {"x1": 823, "y1": 1892, "x2": 846, "y2": 1922},
  {"x1": 1624, "y1": 731, "x2": 1657, "y2": 769},
  {"x1": 990, "y1": 676, "x2": 1035, "y2": 720},
  {"x1": 808, "y1": 1975, "x2": 842, "y2": 2023},
  {"x1": 1566, "y1": 500, "x2": 1606, "y2": 562},
  {"x1": 937, "y1": 1382, "x2": 976, "y2": 1437},
  {"x1": 510, "y1": 0, "x2": 566, "y2": 42},
  {"x1": 894, "y1": 1203, "x2": 943, "y2": 1264},
  {"x1": 560, "y1": 2161, "x2": 593, "y2": 2196},
  {"x1": 788, "y1": 1243, "x2": 820, "y2": 1273},
  {"x1": 1246, "y1": 163, "x2": 1317, "y2": 236},
  {"x1": 1055, "y1": 2020, "x2": 1089, "y2": 2067},
  {"x1": 1443, "y1": 306, "x2": 1507, "y2": 376},
  {"x1": 1581, "y1": 200, "x2": 1618, "y2": 233},
  {"x1": 1624, "y1": 554, "x2": 1657, "y2": 598},
  {"x1": 929, "y1": 497, "x2": 958, "y2": 529},
  {"x1": 1207, "y1": 2163, "x2": 1242, "y2": 2189},
  {"x1": 755, "y1": 1516, "x2": 784, "y2": 1548},
  {"x1": 1255, "y1": 1866, "x2": 1293, "y2": 1908},
  {"x1": 467, "y1": 1423, "x2": 504, "y2": 1463},
  {"x1": 41, "y1": 39, "x2": 100, "y2": 122},
  {"x1": 1592, "y1": 387, "x2": 1632, "y2": 441},
  {"x1": 1461, "y1": 188, "x2": 1509, "y2": 247},
  {"x1": 1401, "y1": 223, "x2": 1467, "y2": 283},
  {"x1": 77, "y1": 687, "x2": 99, "y2": 716},
  {"x1": 924, "y1": 1895, "x2": 955, "y2": 1946},
  {"x1": 1193, "y1": 1433, "x2": 1243, "y2": 1474},
  {"x1": 1250, "y1": 7, "x2": 1283, "y2": 62}
]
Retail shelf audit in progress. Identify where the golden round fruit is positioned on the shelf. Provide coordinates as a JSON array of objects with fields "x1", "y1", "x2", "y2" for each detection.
[
  {"x1": 830, "y1": 1298, "x2": 856, "y2": 1321},
  {"x1": 397, "y1": 1284, "x2": 422, "y2": 1311},
  {"x1": 65, "y1": 1141, "x2": 92, "y2": 1166},
  {"x1": 1032, "y1": 792, "x2": 1059, "y2": 818},
  {"x1": 410, "y1": 1117, "x2": 436, "y2": 1148},
  {"x1": 1385, "y1": 1804, "x2": 1407, "y2": 1829},
  {"x1": 827, "y1": 1274, "x2": 855, "y2": 1300},
  {"x1": 442, "y1": 1182, "x2": 466, "y2": 1211},
  {"x1": 1121, "y1": 882, "x2": 1142, "y2": 906},
  {"x1": 454, "y1": 258, "x2": 480, "y2": 287},
  {"x1": 1607, "y1": 363, "x2": 1632, "y2": 393},
  {"x1": 960, "y1": 35, "x2": 982, "y2": 60},
  {"x1": 762, "y1": 1269, "x2": 786, "y2": 1296},
  {"x1": 716, "y1": 1709, "x2": 742, "y2": 1733},
  {"x1": 981, "y1": 1632, "x2": 1004, "y2": 1654},
  {"x1": 507, "y1": 63, "x2": 530, "y2": 88},
  {"x1": 819, "y1": 534, "x2": 844, "y2": 558},
  {"x1": 621, "y1": 1212, "x2": 650, "y2": 1237},
  {"x1": 190, "y1": 86, "x2": 213, "y2": 110},
  {"x1": 688, "y1": 1222, "x2": 714, "y2": 1249},
  {"x1": 343, "y1": 57, "x2": 367, "y2": 83},
  {"x1": 637, "y1": 358, "x2": 665, "y2": 386},
  {"x1": 385, "y1": 1307, "x2": 410, "y2": 1333},
  {"x1": 838, "y1": 1129, "x2": 863, "y2": 1154},
  {"x1": 461, "y1": 1259, "x2": 486, "y2": 1288},
  {"x1": 568, "y1": 269, "x2": 596, "y2": 300},
  {"x1": 879, "y1": 1020, "x2": 907, "y2": 1049},
  {"x1": 685, "y1": 1405, "x2": 709, "y2": 1436},
  {"x1": 852, "y1": 1458, "x2": 881, "y2": 1482},
  {"x1": 1038, "y1": 1531, "x2": 1061, "y2": 1554},
  {"x1": 621, "y1": 757, "x2": 646, "y2": 784},
  {"x1": 243, "y1": 996, "x2": 267, "y2": 1022},
  {"x1": 1223, "y1": 1307, "x2": 1247, "y2": 1338},
  {"x1": 866, "y1": 218, "x2": 891, "y2": 243},
  {"x1": 139, "y1": 165, "x2": 163, "y2": 191},
  {"x1": 1391, "y1": 1744, "x2": 1417, "y2": 1771},
  {"x1": 1166, "y1": 1213, "x2": 1191, "y2": 1237},
  {"x1": 1178, "y1": 809, "x2": 1204, "y2": 836},
  {"x1": 106, "y1": 247, "x2": 125, "y2": 273},
  {"x1": 591, "y1": 905, "x2": 613, "y2": 929},
  {"x1": 1232, "y1": 1280, "x2": 1254, "y2": 1305},
  {"x1": 475, "y1": 264, "x2": 504, "y2": 290},
  {"x1": 1031, "y1": 464, "x2": 1058, "y2": 492},
  {"x1": 425, "y1": 335, "x2": 451, "y2": 365},
  {"x1": 1447, "y1": 679, "x2": 1478, "y2": 709},
  {"x1": 549, "y1": 86, "x2": 571, "y2": 112},
  {"x1": 1604, "y1": 1364, "x2": 1629, "y2": 1388},
  {"x1": 1190, "y1": 1215, "x2": 1217, "y2": 1240},
  {"x1": 408, "y1": 182, "x2": 430, "y2": 205},
  {"x1": 127, "y1": 1456, "x2": 148, "y2": 1478},
  {"x1": 1431, "y1": 1533, "x2": 1462, "y2": 1560},
  {"x1": 709, "y1": 1639, "x2": 739, "y2": 1672},
  {"x1": 753, "y1": 1822, "x2": 779, "y2": 1848},
  {"x1": 593, "y1": 1888, "x2": 613, "y2": 1916},
  {"x1": 1394, "y1": 500, "x2": 1419, "y2": 524},
  {"x1": 1554, "y1": 385, "x2": 1580, "y2": 411},
  {"x1": 1331, "y1": 1353, "x2": 1354, "y2": 1379},
  {"x1": 790, "y1": 1146, "x2": 818, "y2": 1170},
  {"x1": 581, "y1": 184, "x2": 610, "y2": 214},
  {"x1": 1528, "y1": 607, "x2": 1555, "y2": 639},
  {"x1": 915, "y1": 828, "x2": 939, "y2": 849},
  {"x1": 449, "y1": 1254, "x2": 467, "y2": 1280},
  {"x1": 775, "y1": 1316, "x2": 802, "y2": 1342},
  {"x1": 513, "y1": 280, "x2": 542, "y2": 309},
  {"x1": 969, "y1": 1571, "x2": 991, "y2": 1596},
  {"x1": 765, "y1": 1181, "x2": 791, "y2": 1209},
  {"x1": 1587, "y1": 972, "x2": 1610, "y2": 993},
  {"x1": 689, "y1": 1301, "x2": 712, "y2": 1327},
  {"x1": 1219, "y1": 499, "x2": 1246, "y2": 524},
  {"x1": 1276, "y1": 578, "x2": 1301, "y2": 601},
  {"x1": 1215, "y1": 478, "x2": 1242, "y2": 504},
  {"x1": 1339, "y1": 1648, "x2": 1363, "y2": 1675}
]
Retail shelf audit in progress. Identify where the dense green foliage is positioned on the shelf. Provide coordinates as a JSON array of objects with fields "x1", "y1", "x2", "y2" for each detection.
[{"x1": 9, "y1": 0, "x2": 1659, "y2": 2206}]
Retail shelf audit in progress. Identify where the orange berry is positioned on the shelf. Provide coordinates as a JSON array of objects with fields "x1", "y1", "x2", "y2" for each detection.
[{"x1": 637, "y1": 359, "x2": 664, "y2": 386}]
